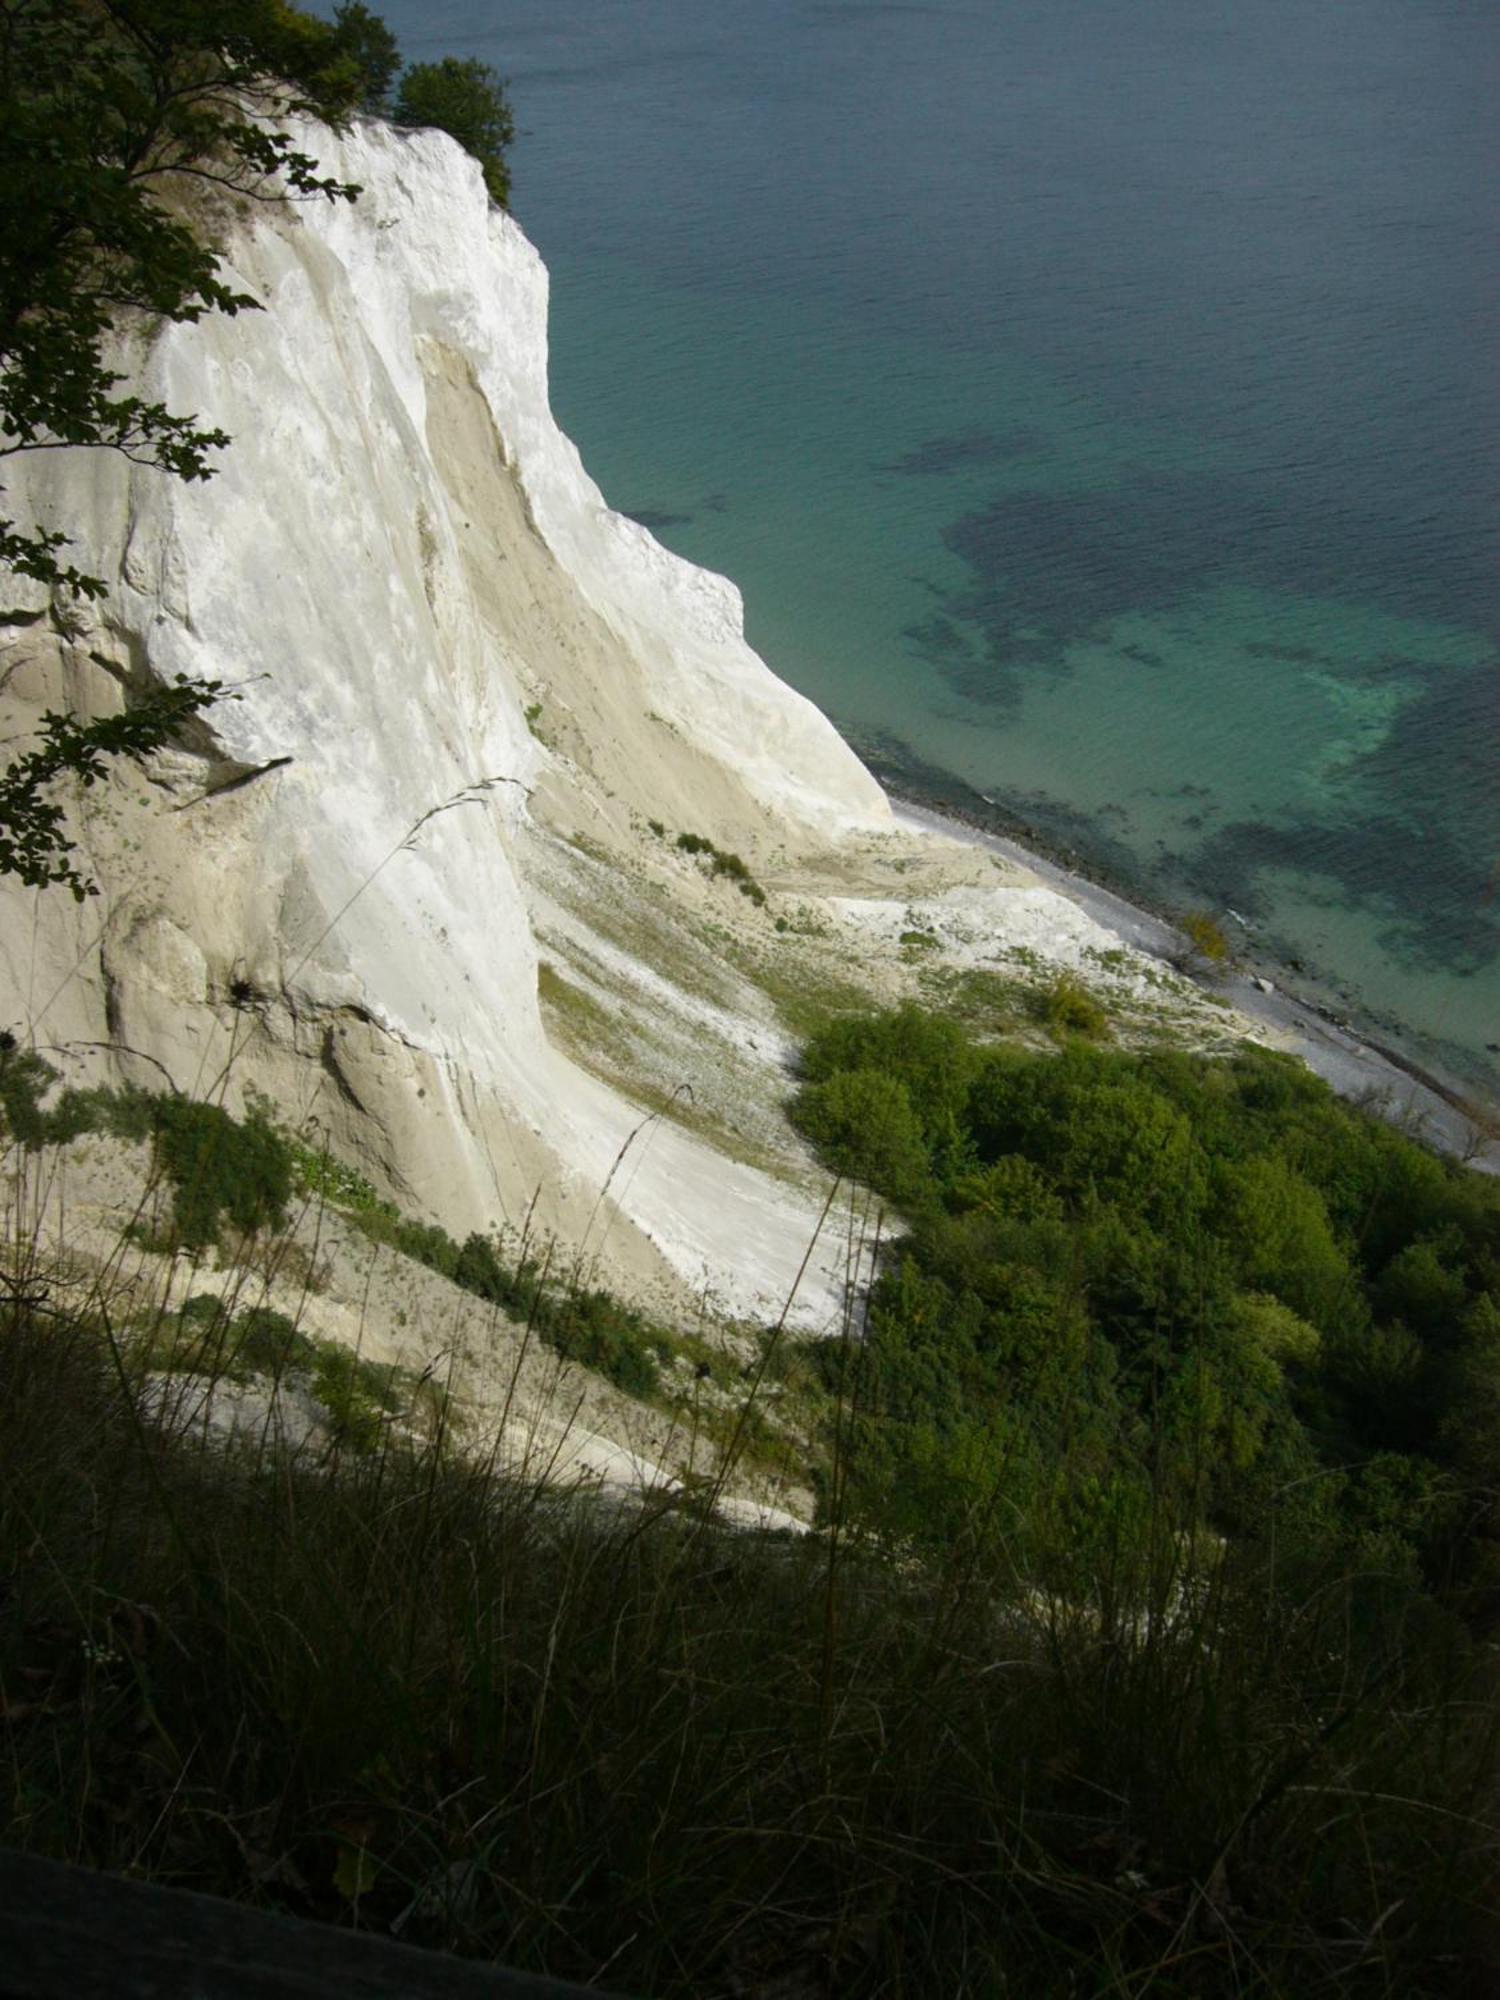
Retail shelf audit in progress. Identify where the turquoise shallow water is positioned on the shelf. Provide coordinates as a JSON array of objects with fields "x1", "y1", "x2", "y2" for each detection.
[{"x1": 364, "y1": 0, "x2": 1499, "y2": 1102}]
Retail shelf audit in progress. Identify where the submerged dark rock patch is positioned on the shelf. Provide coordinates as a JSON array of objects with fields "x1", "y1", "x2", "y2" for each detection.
[
  {"x1": 876, "y1": 426, "x2": 1048, "y2": 477},
  {"x1": 624, "y1": 507, "x2": 694, "y2": 532},
  {"x1": 1183, "y1": 812, "x2": 1500, "y2": 978}
]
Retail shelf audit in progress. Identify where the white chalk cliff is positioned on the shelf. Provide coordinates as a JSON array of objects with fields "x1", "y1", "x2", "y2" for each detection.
[
  {"x1": 0, "y1": 119, "x2": 1244, "y2": 1324},
  {"x1": 0, "y1": 120, "x2": 905, "y2": 1321}
]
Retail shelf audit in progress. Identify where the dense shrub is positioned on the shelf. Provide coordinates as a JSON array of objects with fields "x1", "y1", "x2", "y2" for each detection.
[
  {"x1": 308, "y1": 1341, "x2": 400, "y2": 1453},
  {"x1": 2, "y1": 1000, "x2": 1496, "y2": 1987},
  {"x1": 0, "y1": 1044, "x2": 151, "y2": 1151},
  {"x1": 149, "y1": 1096, "x2": 294, "y2": 1249},
  {"x1": 545, "y1": 1288, "x2": 668, "y2": 1399},
  {"x1": 3, "y1": 1060, "x2": 297, "y2": 1256},
  {"x1": 791, "y1": 1010, "x2": 1500, "y2": 1603},
  {"x1": 0, "y1": 1051, "x2": 304, "y2": 1262},
  {"x1": 799, "y1": 1003, "x2": 977, "y2": 1159},
  {"x1": 1033, "y1": 969, "x2": 1110, "y2": 1039},
  {"x1": 346, "y1": 1209, "x2": 667, "y2": 1398},
  {"x1": 5, "y1": 1298, "x2": 1492, "y2": 1994},
  {"x1": 791, "y1": 1068, "x2": 930, "y2": 1202}
]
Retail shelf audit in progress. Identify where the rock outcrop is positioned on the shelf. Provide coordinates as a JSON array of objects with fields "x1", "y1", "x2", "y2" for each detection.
[{"x1": 0, "y1": 120, "x2": 893, "y2": 1326}]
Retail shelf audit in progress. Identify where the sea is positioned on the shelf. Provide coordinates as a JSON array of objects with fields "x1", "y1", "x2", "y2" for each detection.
[{"x1": 364, "y1": 0, "x2": 1499, "y2": 1106}]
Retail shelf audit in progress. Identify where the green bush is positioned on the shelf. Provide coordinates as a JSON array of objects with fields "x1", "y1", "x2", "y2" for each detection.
[
  {"x1": 791, "y1": 1067, "x2": 931, "y2": 1204},
  {"x1": 142, "y1": 1295, "x2": 398, "y2": 1452},
  {"x1": 0, "y1": 1043, "x2": 151, "y2": 1151},
  {"x1": 308, "y1": 1342, "x2": 399, "y2": 1454},
  {"x1": 1212, "y1": 1151, "x2": 1354, "y2": 1330},
  {"x1": 151, "y1": 1297, "x2": 313, "y2": 1382},
  {"x1": 967, "y1": 1048, "x2": 1204, "y2": 1227},
  {"x1": 1033, "y1": 970, "x2": 1110, "y2": 1040},
  {"x1": 673, "y1": 830, "x2": 766, "y2": 906},
  {"x1": 231, "y1": 1306, "x2": 314, "y2": 1378},
  {"x1": 546, "y1": 1290, "x2": 664, "y2": 1399},
  {"x1": 347, "y1": 1211, "x2": 668, "y2": 1399},
  {"x1": 0, "y1": 1045, "x2": 66, "y2": 1147},
  {"x1": 945, "y1": 1153, "x2": 1064, "y2": 1225},
  {"x1": 290, "y1": 1141, "x2": 393, "y2": 1218},
  {"x1": 5, "y1": 1299, "x2": 1492, "y2": 1994},
  {"x1": 149, "y1": 1096, "x2": 293, "y2": 1250},
  {"x1": 1375, "y1": 1235, "x2": 1471, "y2": 1339},
  {"x1": 799, "y1": 1004, "x2": 978, "y2": 1162}
]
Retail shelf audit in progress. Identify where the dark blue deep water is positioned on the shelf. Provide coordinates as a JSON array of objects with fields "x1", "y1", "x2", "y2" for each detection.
[{"x1": 369, "y1": 0, "x2": 1499, "y2": 1100}]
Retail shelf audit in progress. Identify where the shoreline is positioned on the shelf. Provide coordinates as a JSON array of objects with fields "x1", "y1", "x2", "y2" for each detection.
[{"x1": 882, "y1": 789, "x2": 1499, "y2": 1176}]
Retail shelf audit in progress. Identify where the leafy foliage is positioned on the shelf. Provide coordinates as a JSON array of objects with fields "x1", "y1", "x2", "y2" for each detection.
[
  {"x1": 289, "y1": 1137, "x2": 392, "y2": 1215},
  {"x1": 0, "y1": 1038, "x2": 150, "y2": 1146},
  {"x1": 792, "y1": 1010, "x2": 1500, "y2": 1609},
  {"x1": 152, "y1": 1295, "x2": 401, "y2": 1451},
  {"x1": 0, "y1": 1047, "x2": 291, "y2": 1251},
  {"x1": 2, "y1": 1023, "x2": 1497, "y2": 1986},
  {"x1": 147, "y1": 1094, "x2": 294, "y2": 1249},
  {"x1": 792, "y1": 1067, "x2": 930, "y2": 1203},
  {"x1": 394, "y1": 55, "x2": 514, "y2": 206},
  {"x1": 349, "y1": 1203, "x2": 673, "y2": 1398},
  {"x1": 0, "y1": 677, "x2": 221, "y2": 896},
  {"x1": 327, "y1": 1, "x2": 401, "y2": 110},
  {"x1": 1031, "y1": 968, "x2": 1110, "y2": 1039},
  {"x1": 3, "y1": 1295, "x2": 1493, "y2": 1994}
]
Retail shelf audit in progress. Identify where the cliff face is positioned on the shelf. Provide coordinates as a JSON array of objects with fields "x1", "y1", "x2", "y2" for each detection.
[
  {"x1": 0, "y1": 120, "x2": 893, "y2": 1324},
  {"x1": 0, "y1": 119, "x2": 1266, "y2": 1325}
]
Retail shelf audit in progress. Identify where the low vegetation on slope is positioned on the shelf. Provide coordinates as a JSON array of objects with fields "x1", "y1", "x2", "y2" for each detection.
[
  {"x1": 1, "y1": 1263, "x2": 1492, "y2": 1997},
  {"x1": 791, "y1": 1007, "x2": 1500, "y2": 1603},
  {"x1": 0, "y1": 1045, "x2": 688, "y2": 1402},
  {"x1": 2, "y1": 1019, "x2": 1498, "y2": 1995}
]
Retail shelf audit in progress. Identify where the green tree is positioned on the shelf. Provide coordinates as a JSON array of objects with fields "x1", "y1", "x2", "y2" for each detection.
[
  {"x1": 395, "y1": 55, "x2": 514, "y2": 206},
  {"x1": 799, "y1": 1002, "x2": 978, "y2": 1167},
  {"x1": 327, "y1": 1, "x2": 401, "y2": 111},
  {"x1": 1213, "y1": 1152, "x2": 1354, "y2": 1331},
  {"x1": 791, "y1": 1067, "x2": 931, "y2": 1204}
]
